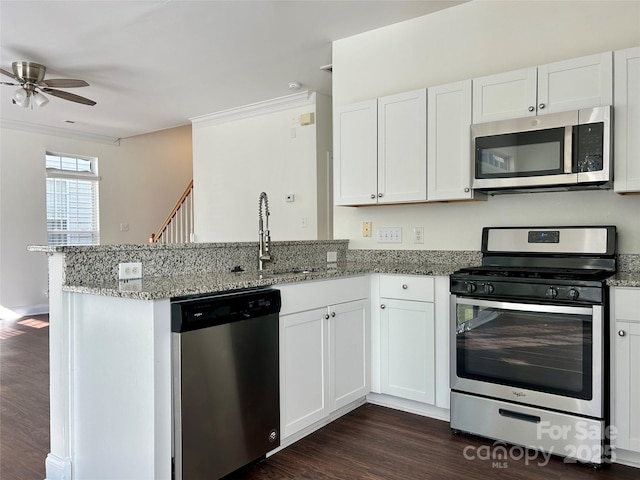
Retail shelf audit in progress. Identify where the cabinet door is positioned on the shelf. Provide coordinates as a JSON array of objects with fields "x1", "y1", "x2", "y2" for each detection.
[
  {"x1": 280, "y1": 307, "x2": 329, "y2": 438},
  {"x1": 380, "y1": 298, "x2": 435, "y2": 404},
  {"x1": 538, "y1": 52, "x2": 613, "y2": 115},
  {"x1": 614, "y1": 321, "x2": 640, "y2": 452},
  {"x1": 472, "y1": 67, "x2": 537, "y2": 123},
  {"x1": 377, "y1": 89, "x2": 427, "y2": 203},
  {"x1": 614, "y1": 47, "x2": 640, "y2": 193},
  {"x1": 330, "y1": 299, "x2": 369, "y2": 410},
  {"x1": 334, "y1": 99, "x2": 377, "y2": 205},
  {"x1": 427, "y1": 80, "x2": 474, "y2": 201}
]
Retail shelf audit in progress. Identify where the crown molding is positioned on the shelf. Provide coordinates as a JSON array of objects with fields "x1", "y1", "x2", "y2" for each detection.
[
  {"x1": 0, "y1": 119, "x2": 121, "y2": 146},
  {"x1": 190, "y1": 91, "x2": 316, "y2": 129}
]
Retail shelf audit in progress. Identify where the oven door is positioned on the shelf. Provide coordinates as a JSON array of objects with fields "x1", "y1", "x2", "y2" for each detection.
[{"x1": 450, "y1": 296, "x2": 604, "y2": 418}]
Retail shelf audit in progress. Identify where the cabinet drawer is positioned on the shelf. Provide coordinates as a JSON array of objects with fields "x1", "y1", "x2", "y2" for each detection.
[
  {"x1": 615, "y1": 287, "x2": 640, "y2": 321},
  {"x1": 279, "y1": 275, "x2": 369, "y2": 315},
  {"x1": 379, "y1": 275, "x2": 434, "y2": 302}
]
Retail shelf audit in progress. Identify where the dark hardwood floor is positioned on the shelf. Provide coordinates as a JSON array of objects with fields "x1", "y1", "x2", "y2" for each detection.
[
  {"x1": 1, "y1": 313, "x2": 638, "y2": 480},
  {"x1": 229, "y1": 403, "x2": 639, "y2": 480},
  {"x1": 0, "y1": 314, "x2": 50, "y2": 480}
]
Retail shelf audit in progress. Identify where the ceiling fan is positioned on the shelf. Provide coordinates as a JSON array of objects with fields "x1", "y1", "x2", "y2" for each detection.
[{"x1": 0, "y1": 61, "x2": 96, "y2": 108}]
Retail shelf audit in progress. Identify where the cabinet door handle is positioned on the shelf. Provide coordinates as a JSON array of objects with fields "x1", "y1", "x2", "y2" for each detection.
[
  {"x1": 528, "y1": 106, "x2": 535, "y2": 112},
  {"x1": 370, "y1": 194, "x2": 376, "y2": 199},
  {"x1": 324, "y1": 313, "x2": 330, "y2": 320},
  {"x1": 538, "y1": 103, "x2": 545, "y2": 110},
  {"x1": 331, "y1": 311, "x2": 336, "y2": 317},
  {"x1": 378, "y1": 193, "x2": 383, "y2": 198},
  {"x1": 618, "y1": 330, "x2": 626, "y2": 337},
  {"x1": 464, "y1": 187, "x2": 470, "y2": 193},
  {"x1": 402, "y1": 284, "x2": 408, "y2": 289},
  {"x1": 380, "y1": 304, "x2": 386, "y2": 309}
]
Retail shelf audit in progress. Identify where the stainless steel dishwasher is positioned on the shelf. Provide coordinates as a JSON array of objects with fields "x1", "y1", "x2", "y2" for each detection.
[{"x1": 171, "y1": 287, "x2": 281, "y2": 480}]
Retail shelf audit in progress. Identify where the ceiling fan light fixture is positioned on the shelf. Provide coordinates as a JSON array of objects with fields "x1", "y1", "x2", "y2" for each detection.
[
  {"x1": 33, "y1": 91, "x2": 49, "y2": 107},
  {"x1": 13, "y1": 87, "x2": 30, "y2": 107}
]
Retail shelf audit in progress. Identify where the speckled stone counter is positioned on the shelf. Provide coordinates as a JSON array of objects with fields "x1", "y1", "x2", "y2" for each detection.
[
  {"x1": 53, "y1": 259, "x2": 475, "y2": 300},
  {"x1": 28, "y1": 240, "x2": 350, "y2": 284},
  {"x1": 28, "y1": 241, "x2": 482, "y2": 300},
  {"x1": 607, "y1": 271, "x2": 640, "y2": 288},
  {"x1": 607, "y1": 254, "x2": 640, "y2": 287}
]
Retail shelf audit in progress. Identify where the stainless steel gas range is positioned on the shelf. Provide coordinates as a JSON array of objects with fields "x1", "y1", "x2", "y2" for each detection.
[{"x1": 449, "y1": 226, "x2": 616, "y2": 468}]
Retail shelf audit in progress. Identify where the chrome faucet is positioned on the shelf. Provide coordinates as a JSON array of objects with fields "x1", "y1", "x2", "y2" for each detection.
[{"x1": 258, "y1": 192, "x2": 271, "y2": 270}]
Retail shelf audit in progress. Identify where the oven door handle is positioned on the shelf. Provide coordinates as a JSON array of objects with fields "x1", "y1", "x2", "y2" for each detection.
[{"x1": 454, "y1": 296, "x2": 594, "y2": 316}]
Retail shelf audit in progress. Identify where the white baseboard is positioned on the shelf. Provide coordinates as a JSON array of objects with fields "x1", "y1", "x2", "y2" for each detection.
[
  {"x1": 366, "y1": 392, "x2": 451, "y2": 422},
  {"x1": 613, "y1": 448, "x2": 640, "y2": 468},
  {"x1": 45, "y1": 453, "x2": 72, "y2": 480},
  {"x1": 12, "y1": 303, "x2": 49, "y2": 317}
]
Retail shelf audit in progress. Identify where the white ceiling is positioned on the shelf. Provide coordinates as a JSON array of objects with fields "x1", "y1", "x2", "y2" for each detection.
[{"x1": 0, "y1": 0, "x2": 465, "y2": 141}]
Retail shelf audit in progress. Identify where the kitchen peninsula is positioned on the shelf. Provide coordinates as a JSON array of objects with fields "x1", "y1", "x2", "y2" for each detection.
[{"x1": 29, "y1": 240, "x2": 478, "y2": 480}]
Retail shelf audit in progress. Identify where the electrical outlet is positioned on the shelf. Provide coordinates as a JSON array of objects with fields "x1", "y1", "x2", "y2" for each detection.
[
  {"x1": 118, "y1": 262, "x2": 142, "y2": 280},
  {"x1": 376, "y1": 227, "x2": 402, "y2": 244},
  {"x1": 362, "y1": 221, "x2": 372, "y2": 237},
  {"x1": 327, "y1": 251, "x2": 338, "y2": 263},
  {"x1": 413, "y1": 227, "x2": 424, "y2": 244}
]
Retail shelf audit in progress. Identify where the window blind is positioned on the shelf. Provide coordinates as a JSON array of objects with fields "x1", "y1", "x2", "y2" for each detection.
[{"x1": 45, "y1": 153, "x2": 100, "y2": 246}]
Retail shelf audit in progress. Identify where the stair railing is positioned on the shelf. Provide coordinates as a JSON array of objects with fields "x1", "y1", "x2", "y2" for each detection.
[{"x1": 149, "y1": 180, "x2": 194, "y2": 244}]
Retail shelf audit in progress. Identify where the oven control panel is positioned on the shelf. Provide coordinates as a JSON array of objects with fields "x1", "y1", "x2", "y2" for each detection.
[{"x1": 450, "y1": 278, "x2": 602, "y2": 304}]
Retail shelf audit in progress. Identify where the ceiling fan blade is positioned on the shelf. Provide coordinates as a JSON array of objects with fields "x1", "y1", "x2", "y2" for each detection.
[
  {"x1": 40, "y1": 78, "x2": 89, "y2": 88},
  {"x1": 42, "y1": 88, "x2": 96, "y2": 106},
  {"x1": 1, "y1": 67, "x2": 22, "y2": 82},
  {"x1": 1, "y1": 81, "x2": 20, "y2": 86}
]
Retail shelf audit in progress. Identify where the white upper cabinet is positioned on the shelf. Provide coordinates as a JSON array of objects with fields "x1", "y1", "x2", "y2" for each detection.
[
  {"x1": 427, "y1": 80, "x2": 477, "y2": 201},
  {"x1": 473, "y1": 52, "x2": 613, "y2": 123},
  {"x1": 334, "y1": 89, "x2": 427, "y2": 205},
  {"x1": 614, "y1": 46, "x2": 640, "y2": 193},
  {"x1": 377, "y1": 90, "x2": 427, "y2": 203},
  {"x1": 334, "y1": 99, "x2": 378, "y2": 205},
  {"x1": 473, "y1": 67, "x2": 537, "y2": 123}
]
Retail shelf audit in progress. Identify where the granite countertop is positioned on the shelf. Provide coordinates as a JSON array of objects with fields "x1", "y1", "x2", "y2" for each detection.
[
  {"x1": 606, "y1": 271, "x2": 640, "y2": 288},
  {"x1": 62, "y1": 261, "x2": 466, "y2": 300}
]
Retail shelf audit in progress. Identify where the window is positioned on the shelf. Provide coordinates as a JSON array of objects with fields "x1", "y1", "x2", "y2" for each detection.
[{"x1": 46, "y1": 153, "x2": 100, "y2": 246}]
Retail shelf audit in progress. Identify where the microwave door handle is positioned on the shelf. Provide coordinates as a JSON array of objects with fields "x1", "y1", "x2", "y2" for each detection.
[{"x1": 564, "y1": 126, "x2": 573, "y2": 173}]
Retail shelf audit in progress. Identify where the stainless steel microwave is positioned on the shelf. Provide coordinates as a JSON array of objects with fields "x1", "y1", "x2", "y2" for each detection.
[{"x1": 471, "y1": 106, "x2": 611, "y2": 192}]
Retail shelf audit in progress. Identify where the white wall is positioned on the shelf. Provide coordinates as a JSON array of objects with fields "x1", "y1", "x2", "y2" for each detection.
[
  {"x1": 332, "y1": 0, "x2": 640, "y2": 254},
  {"x1": 192, "y1": 93, "x2": 332, "y2": 242},
  {"x1": 0, "y1": 125, "x2": 192, "y2": 315}
]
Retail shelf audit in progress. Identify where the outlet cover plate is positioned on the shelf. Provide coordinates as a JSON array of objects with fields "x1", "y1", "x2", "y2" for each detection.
[{"x1": 118, "y1": 262, "x2": 142, "y2": 280}]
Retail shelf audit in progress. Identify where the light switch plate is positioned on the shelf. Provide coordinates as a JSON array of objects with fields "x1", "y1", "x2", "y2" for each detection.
[{"x1": 377, "y1": 227, "x2": 402, "y2": 243}]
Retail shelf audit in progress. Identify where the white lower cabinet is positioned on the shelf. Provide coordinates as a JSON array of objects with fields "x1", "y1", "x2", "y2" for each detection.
[
  {"x1": 612, "y1": 287, "x2": 640, "y2": 453},
  {"x1": 331, "y1": 300, "x2": 369, "y2": 410},
  {"x1": 281, "y1": 306, "x2": 329, "y2": 437},
  {"x1": 279, "y1": 277, "x2": 369, "y2": 439},
  {"x1": 376, "y1": 274, "x2": 447, "y2": 408},
  {"x1": 380, "y1": 298, "x2": 435, "y2": 404}
]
